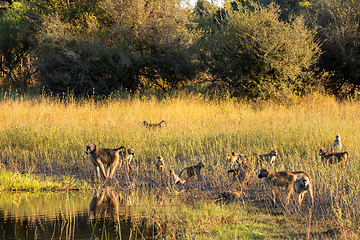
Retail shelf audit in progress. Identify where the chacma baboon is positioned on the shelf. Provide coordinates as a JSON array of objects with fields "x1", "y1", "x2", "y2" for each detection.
[
  {"x1": 219, "y1": 190, "x2": 241, "y2": 201},
  {"x1": 237, "y1": 153, "x2": 252, "y2": 172},
  {"x1": 228, "y1": 154, "x2": 253, "y2": 186},
  {"x1": 258, "y1": 168, "x2": 311, "y2": 206},
  {"x1": 294, "y1": 175, "x2": 313, "y2": 208},
  {"x1": 155, "y1": 156, "x2": 165, "y2": 172},
  {"x1": 123, "y1": 148, "x2": 135, "y2": 171},
  {"x1": 169, "y1": 169, "x2": 186, "y2": 185},
  {"x1": 254, "y1": 150, "x2": 278, "y2": 169},
  {"x1": 319, "y1": 147, "x2": 348, "y2": 166},
  {"x1": 226, "y1": 152, "x2": 238, "y2": 169},
  {"x1": 86, "y1": 144, "x2": 127, "y2": 180},
  {"x1": 332, "y1": 135, "x2": 342, "y2": 151},
  {"x1": 143, "y1": 120, "x2": 166, "y2": 129},
  {"x1": 179, "y1": 162, "x2": 205, "y2": 181}
]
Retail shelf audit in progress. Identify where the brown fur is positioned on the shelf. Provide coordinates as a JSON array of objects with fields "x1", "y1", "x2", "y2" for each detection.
[
  {"x1": 319, "y1": 147, "x2": 348, "y2": 166},
  {"x1": 254, "y1": 150, "x2": 278, "y2": 169},
  {"x1": 258, "y1": 168, "x2": 311, "y2": 206},
  {"x1": 332, "y1": 135, "x2": 342, "y2": 151},
  {"x1": 179, "y1": 162, "x2": 205, "y2": 181},
  {"x1": 155, "y1": 156, "x2": 165, "y2": 172},
  {"x1": 143, "y1": 120, "x2": 166, "y2": 129},
  {"x1": 86, "y1": 144, "x2": 126, "y2": 180},
  {"x1": 294, "y1": 175, "x2": 313, "y2": 208},
  {"x1": 169, "y1": 169, "x2": 186, "y2": 185}
]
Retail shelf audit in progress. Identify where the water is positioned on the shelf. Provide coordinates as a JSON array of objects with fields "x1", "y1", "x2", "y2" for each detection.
[{"x1": 0, "y1": 188, "x2": 149, "y2": 240}]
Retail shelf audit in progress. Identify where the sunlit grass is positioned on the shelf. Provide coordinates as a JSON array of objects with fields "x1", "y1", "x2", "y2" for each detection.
[{"x1": 0, "y1": 91, "x2": 360, "y2": 238}]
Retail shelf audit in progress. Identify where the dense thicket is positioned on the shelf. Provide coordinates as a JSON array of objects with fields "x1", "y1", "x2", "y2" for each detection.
[{"x1": 0, "y1": 0, "x2": 360, "y2": 98}]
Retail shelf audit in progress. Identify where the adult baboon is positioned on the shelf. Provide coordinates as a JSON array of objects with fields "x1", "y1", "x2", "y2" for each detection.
[
  {"x1": 253, "y1": 150, "x2": 278, "y2": 169},
  {"x1": 319, "y1": 147, "x2": 348, "y2": 166},
  {"x1": 332, "y1": 135, "x2": 342, "y2": 151},
  {"x1": 169, "y1": 169, "x2": 186, "y2": 185},
  {"x1": 179, "y1": 162, "x2": 205, "y2": 181},
  {"x1": 294, "y1": 175, "x2": 313, "y2": 208},
  {"x1": 86, "y1": 144, "x2": 127, "y2": 180},
  {"x1": 155, "y1": 156, "x2": 165, "y2": 172},
  {"x1": 143, "y1": 120, "x2": 166, "y2": 129},
  {"x1": 258, "y1": 168, "x2": 311, "y2": 206}
]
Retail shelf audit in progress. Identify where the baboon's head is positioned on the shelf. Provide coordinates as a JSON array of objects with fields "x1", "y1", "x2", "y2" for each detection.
[
  {"x1": 238, "y1": 154, "x2": 248, "y2": 162},
  {"x1": 86, "y1": 144, "x2": 96, "y2": 154},
  {"x1": 335, "y1": 135, "x2": 341, "y2": 140},
  {"x1": 170, "y1": 169, "x2": 174, "y2": 174},
  {"x1": 127, "y1": 148, "x2": 135, "y2": 155},
  {"x1": 157, "y1": 156, "x2": 164, "y2": 162},
  {"x1": 198, "y1": 162, "x2": 205, "y2": 167},
  {"x1": 270, "y1": 150, "x2": 278, "y2": 157},
  {"x1": 143, "y1": 121, "x2": 149, "y2": 126},
  {"x1": 319, "y1": 147, "x2": 327, "y2": 156},
  {"x1": 258, "y1": 168, "x2": 269, "y2": 178}
]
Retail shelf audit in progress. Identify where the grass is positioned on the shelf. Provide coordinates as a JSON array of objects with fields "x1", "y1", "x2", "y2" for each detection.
[{"x1": 0, "y1": 91, "x2": 360, "y2": 238}]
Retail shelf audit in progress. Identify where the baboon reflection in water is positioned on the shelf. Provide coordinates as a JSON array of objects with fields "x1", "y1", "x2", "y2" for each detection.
[{"x1": 89, "y1": 188, "x2": 132, "y2": 220}]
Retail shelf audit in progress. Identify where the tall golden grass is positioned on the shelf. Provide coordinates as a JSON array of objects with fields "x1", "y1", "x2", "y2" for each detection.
[{"x1": 0, "y1": 91, "x2": 360, "y2": 238}]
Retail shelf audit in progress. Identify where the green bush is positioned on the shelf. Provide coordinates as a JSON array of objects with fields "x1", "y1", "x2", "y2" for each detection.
[{"x1": 208, "y1": 3, "x2": 321, "y2": 99}]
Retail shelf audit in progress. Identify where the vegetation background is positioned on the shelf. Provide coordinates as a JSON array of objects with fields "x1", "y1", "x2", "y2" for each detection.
[{"x1": 1, "y1": 0, "x2": 360, "y2": 239}]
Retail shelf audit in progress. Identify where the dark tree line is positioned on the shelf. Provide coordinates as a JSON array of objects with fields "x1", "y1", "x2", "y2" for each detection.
[{"x1": 0, "y1": 0, "x2": 360, "y2": 99}]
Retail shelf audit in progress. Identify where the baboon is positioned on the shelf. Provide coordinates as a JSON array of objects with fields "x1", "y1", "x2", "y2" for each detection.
[
  {"x1": 254, "y1": 150, "x2": 278, "y2": 169},
  {"x1": 155, "y1": 156, "x2": 165, "y2": 172},
  {"x1": 143, "y1": 120, "x2": 166, "y2": 129},
  {"x1": 226, "y1": 152, "x2": 238, "y2": 169},
  {"x1": 123, "y1": 148, "x2": 135, "y2": 171},
  {"x1": 319, "y1": 147, "x2": 348, "y2": 166},
  {"x1": 169, "y1": 169, "x2": 186, "y2": 185},
  {"x1": 179, "y1": 162, "x2": 205, "y2": 181},
  {"x1": 294, "y1": 175, "x2": 313, "y2": 208},
  {"x1": 258, "y1": 168, "x2": 311, "y2": 206},
  {"x1": 228, "y1": 154, "x2": 253, "y2": 186},
  {"x1": 218, "y1": 190, "x2": 241, "y2": 201},
  {"x1": 332, "y1": 135, "x2": 342, "y2": 151},
  {"x1": 86, "y1": 144, "x2": 127, "y2": 180}
]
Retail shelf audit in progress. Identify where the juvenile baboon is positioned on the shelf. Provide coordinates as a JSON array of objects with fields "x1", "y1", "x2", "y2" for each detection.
[
  {"x1": 228, "y1": 154, "x2": 253, "y2": 186},
  {"x1": 294, "y1": 175, "x2": 313, "y2": 208},
  {"x1": 332, "y1": 135, "x2": 342, "y2": 151},
  {"x1": 218, "y1": 190, "x2": 241, "y2": 201},
  {"x1": 319, "y1": 147, "x2": 348, "y2": 166},
  {"x1": 258, "y1": 168, "x2": 311, "y2": 206},
  {"x1": 155, "y1": 156, "x2": 165, "y2": 172},
  {"x1": 143, "y1": 120, "x2": 166, "y2": 129},
  {"x1": 254, "y1": 150, "x2": 278, "y2": 169},
  {"x1": 123, "y1": 148, "x2": 135, "y2": 171},
  {"x1": 86, "y1": 144, "x2": 127, "y2": 180},
  {"x1": 179, "y1": 162, "x2": 205, "y2": 181},
  {"x1": 169, "y1": 169, "x2": 186, "y2": 185},
  {"x1": 226, "y1": 152, "x2": 238, "y2": 169}
]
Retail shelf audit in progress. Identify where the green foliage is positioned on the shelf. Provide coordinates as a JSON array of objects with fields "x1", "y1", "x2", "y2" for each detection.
[
  {"x1": 0, "y1": 1, "x2": 35, "y2": 88},
  {"x1": 207, "y1": 3, "x2": 320, "y2": 99}
]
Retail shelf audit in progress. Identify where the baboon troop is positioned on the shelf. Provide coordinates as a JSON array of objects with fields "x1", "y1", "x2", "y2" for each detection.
[
  {"x1": 143, "y1": 120, "x2": 166, "y2": 129},
  {"x1": 179, "y1": 162, "x2": 205, "y2": 181},
  {"x1": 84, "y1": 134, "x2": 348, "y2": 209},
  {"x1": 86, "y1": 144, "x2": 127, "y2": 180},
  {"x1": 319, "y1": 147, "x2": 348, "y2": 166}
]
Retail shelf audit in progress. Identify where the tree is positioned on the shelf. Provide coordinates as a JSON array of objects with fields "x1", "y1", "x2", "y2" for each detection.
[{"x1": 207, "y1": 3, "x2": 320, "y2": 99}]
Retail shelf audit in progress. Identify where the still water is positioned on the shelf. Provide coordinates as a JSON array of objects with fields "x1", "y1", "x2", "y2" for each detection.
[{"x1": 0, "y1": 188, "x2": 152, "y2": 240}]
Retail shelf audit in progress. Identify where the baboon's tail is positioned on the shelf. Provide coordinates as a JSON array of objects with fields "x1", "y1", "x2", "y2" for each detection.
[
  {"x1": 159, "y1": 120, "x2": 166, "y2": 127},
  {"x1": 116, "y1": 146, "x2": 127, "y2": 159},
  {"x1": 292, "y1": 171, "x2": 311, "y2": 180},
  {"x1": 227, "y1": 169, "x2": 235, "y2": 177},
  {"x1": 179, "y1": 168, "x2": 186, "y2": 178}
]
